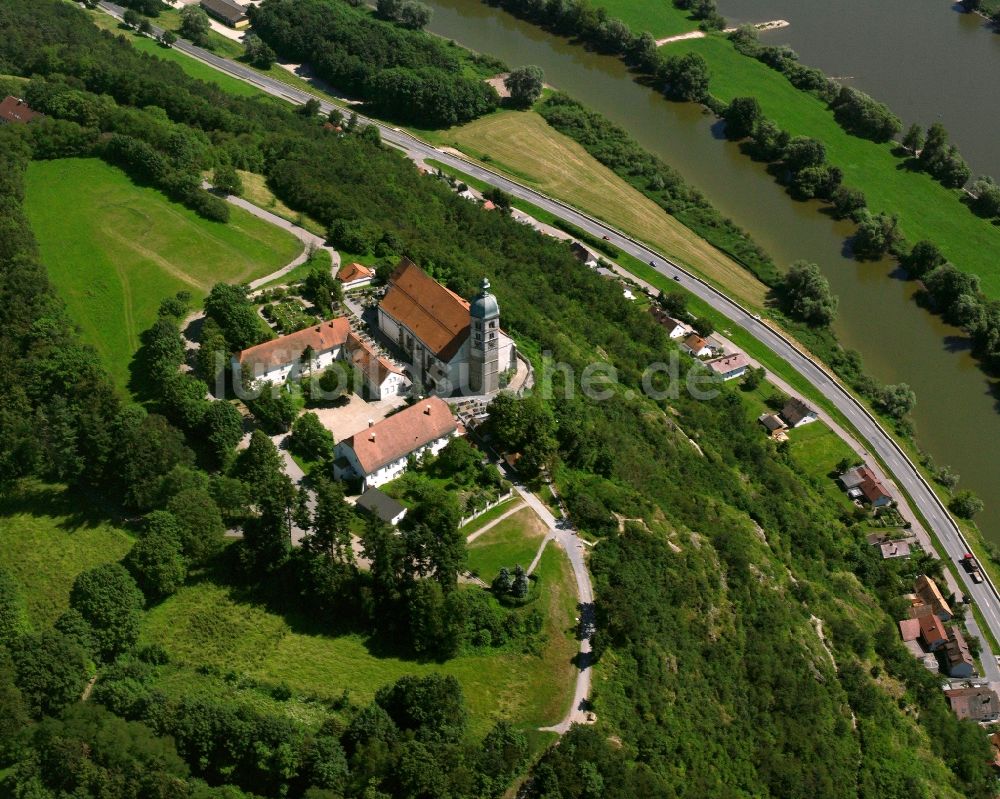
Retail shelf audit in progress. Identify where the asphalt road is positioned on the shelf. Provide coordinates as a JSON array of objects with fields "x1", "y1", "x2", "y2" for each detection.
[{"x1": 99, "y1": 2, "x2": 1000, "y2": 678}]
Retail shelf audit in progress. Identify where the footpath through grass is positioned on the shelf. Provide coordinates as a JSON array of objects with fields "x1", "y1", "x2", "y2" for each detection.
[
  {"x1": 667, "y1": 34, "x2": 1000, "y2": 297},
  {"x1": 467, "y1": 506, "x2": 548, "y2": 579},
  {"x1": 24, "y1": 158, "x2": 301, "y2": 393}
]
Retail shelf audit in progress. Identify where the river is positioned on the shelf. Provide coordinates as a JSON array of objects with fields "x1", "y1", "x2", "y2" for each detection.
[
  {"x1": 418, "y1": 0, "x2": 1000, "y2": 542},
  {"x1": 718, "y1": 0, "x2": 1000, "y2": 179}
]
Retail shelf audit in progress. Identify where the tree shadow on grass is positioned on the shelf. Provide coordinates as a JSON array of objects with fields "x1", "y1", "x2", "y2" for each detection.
[{"x1": 0, "y1": 482, "x2": 125, "y2": 532}]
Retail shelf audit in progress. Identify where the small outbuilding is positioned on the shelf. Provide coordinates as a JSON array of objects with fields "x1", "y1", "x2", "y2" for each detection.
[
  {"x1": 337, "y1": 262, "x2": 374, "y2": 291},
  {"x1": 356, "y1": 487, "x2": 407, "y2": 526},
  {"x1": 681, "y1": 333, "x2": 712, "y2": 358}
]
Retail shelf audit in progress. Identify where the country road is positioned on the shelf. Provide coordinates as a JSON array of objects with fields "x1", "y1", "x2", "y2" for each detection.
[{"x1": 97, "y1": 2, "x2": 1000, "y2": 681}]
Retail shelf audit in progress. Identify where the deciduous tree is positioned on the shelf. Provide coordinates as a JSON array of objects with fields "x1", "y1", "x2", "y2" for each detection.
[
  {"x1": 70, "y1": 563, "x2": 144, "y2": 660},
  {"x1": 505, "y1": 65, "x2": 544, "y2": 109}
]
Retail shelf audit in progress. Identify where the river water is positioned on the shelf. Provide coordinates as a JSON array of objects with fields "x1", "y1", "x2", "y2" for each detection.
[
  {"x1": 718, "y1": 0, "x2": 1000, "y2": 179},
  {"x1": 419, "y1": 0, "x2": 1000, "y2": 541}
]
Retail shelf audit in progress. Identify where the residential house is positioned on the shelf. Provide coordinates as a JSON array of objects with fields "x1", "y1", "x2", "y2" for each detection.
[
  {"x1": 650, "y1": 307, "x2": 691, "y2": 340},
  {"x1": 570, "y1": 242, "x2": 598, "y2": 268},
  {"x1": 681, "y1": 333, "x2": 712, "y2": 358},
  {"x1": 780, "y1": 397, "x2": 818, "y2": 428},
  {"x1": 758, "y1": 413, "x2": 788, "y2": 441},
  {"x1": 355, "y1": 487, "x2": 408, "y2": 526},
  {"x1": 482, "y1": 199, "x2": 497, "y2": 211},
  {"x1": 344, "y1": 331, "x2": 407, "y2": 401},
  {"x1": 200, "y1": 0, "x2": 250, "y2": 28},
  {"x1": 942, "y1": 627, "x2": 976, "y2": 678},
  {"x1": 879, "y1": 540, "x2": 911, "y2": 559},
  {"x1": 377, "y1": 258, "x2": 515, "y2": 395},
  {"x1": 706, "y1": 352, "x2": 751, "y2": 381},
  {"x1": 839, "y1": 465, "x2": 893, "y2": 508},
  {"x1": 944, "y1": 687, "x2": 1000, "y2": 723},
  {"x1": 860, "y1": 476, "x2": 893, "y2": 508},
  {"x1": 918, "y1": 613, "x2": 948, "y2": 651},
  {"x1": 0, "y1": 96, "x2": 43, "y2": 125},
  {"x1": 334, "y1": 396, "x2": 459, "y2": 489},
  {"x1": 336, "y1": 262, "x2": 374, "y2": 291},
  {"x1": 233, "y1": 318, "x2": 350, "y2": 386},
  {"x1": 915, "y1": 575, "x2": 953, "y2": 620}
]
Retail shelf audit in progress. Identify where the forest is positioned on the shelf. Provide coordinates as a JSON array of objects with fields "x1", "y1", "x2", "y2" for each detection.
[
  {"x1": 0, "y1": 1, "x2": 995, "y2": 797},
  {"x1": 248, "y1": 0, "x2": 503, "y2": 127}
]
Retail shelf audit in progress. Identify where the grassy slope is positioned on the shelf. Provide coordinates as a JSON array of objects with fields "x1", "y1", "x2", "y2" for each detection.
[
  {"x1": 436, "y1": 109, "x2": 767, "y2": 306},
  {"x1": 467, "y1": 506, "x2": 548, "y2": 579},
  {"x1": 666, "y1": 34, "x2": 1000, "y2": 296},
  {"x1": 237, "y1": 170, "x2": 326, "y2": 236},
  {"x1": 130, "y1": 36, "x2": 260, "y2": 97},
  {"x1": 461, "y1": 497, "x2": 521, "y2": 535},
  {"x1": 24, "y1": 158, "x2": 301, "y2": 392},
  {"x1": 597, "y1": 0, "x2": 698, "y2": 38},
  {"x1": 141, "y1": 545, "x2": 578, "y2": 737},
  {"x1": 0, "y1": 484, "x2": 133, "y2": 627}
]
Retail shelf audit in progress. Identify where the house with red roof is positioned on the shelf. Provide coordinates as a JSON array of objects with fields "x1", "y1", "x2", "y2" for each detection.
[
  {"x1": 344, "y1": 331, "x2": 407, "y2": 401},
  {"x1": 336, "y1": 262, "x2": 374, "y2": 291},
  {"x1": 233, "y1": 318, "x2": 351, "y2": 386},
  {"x1": 334, "y1": 396, "x2": 459, "y2": 488},
  {"x1": 706, "y1": 352, "x2": 751, "y2": 381}
]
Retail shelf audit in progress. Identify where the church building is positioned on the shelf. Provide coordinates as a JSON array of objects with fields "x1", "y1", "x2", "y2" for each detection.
[{"x1": 377, "y1": 258, "x2": 515, "y2": 395}]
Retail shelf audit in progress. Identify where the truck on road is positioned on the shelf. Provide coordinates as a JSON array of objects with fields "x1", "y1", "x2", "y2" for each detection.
[{"x1": 960, "y1": 553, "x2": 984, "y2": 584}]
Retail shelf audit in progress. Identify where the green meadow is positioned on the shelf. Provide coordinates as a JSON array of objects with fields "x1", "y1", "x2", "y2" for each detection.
[
  {"x1": 467, "y1": 506, "x2": 549, "y2": 580},
  {"x1": 0, "y1": 483, "x2": 134, "y2": 628},
  {"x1": 597, "y1": 0, "x2": 698, "y2": 38},
  {"x1": 24, "y1": 158, "x2": 301, "y2": 392}
]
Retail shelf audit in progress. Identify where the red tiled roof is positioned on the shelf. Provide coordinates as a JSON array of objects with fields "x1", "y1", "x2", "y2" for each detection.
[
  {"x1": 346, "y1": 331, "x2": 401, "y2": 388},
  {"x1": 860, "y1": 476, "x2": 892, "y2": 504},
  {"x1": 237, "y1": 318, "x2": 350, "y2": 375},
  {"x1": 918, "y1": 613, "x2": 947, "y2": 646},
  {"x1": 337, "y1": 262, "x2": 373, "y2": 283},
  {"x1": 380, "y1": 258, "x2": 470, "y2": 361},
  {"x1": 898, "y1": 618, "x2": 920, "y2": 642},
  {"x1": 342, "y1": 396, "x2": 457, "y2": 474},
  {"x1": 683, "y1": 333, "x2": 708, "y2": 352},
  {"x1": 706, "y1": 352, "x2": 750, "y2": 375},
  {"x1": 0, "y1": 96, "x2": 43, "y2": 124}
]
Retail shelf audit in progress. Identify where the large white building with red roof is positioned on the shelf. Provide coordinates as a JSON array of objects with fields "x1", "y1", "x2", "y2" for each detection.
[
  {"x1": 334, "y1": 396, "x2": 459, "y2": 488},
  {"x1": 233, "y1": 318, "x2": 351, "y2": 386},
  {"x1": 377, "y1": 258, "x2": 516, "y2": 395}
]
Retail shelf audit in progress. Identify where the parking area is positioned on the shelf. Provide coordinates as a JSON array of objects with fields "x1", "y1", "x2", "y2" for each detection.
[{"x1": 310, "y1": 392, "x2": 408, "y2": 442}]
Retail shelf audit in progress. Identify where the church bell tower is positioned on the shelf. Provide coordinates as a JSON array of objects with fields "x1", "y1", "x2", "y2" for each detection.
[{"x1": 469, "y1": 277, "x2": 500, "y2": 395}]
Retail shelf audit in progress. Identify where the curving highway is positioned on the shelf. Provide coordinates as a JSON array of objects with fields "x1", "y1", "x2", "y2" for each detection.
[{"x1": 98, "y1": 1, "x2": 1000, "y2": 675}]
